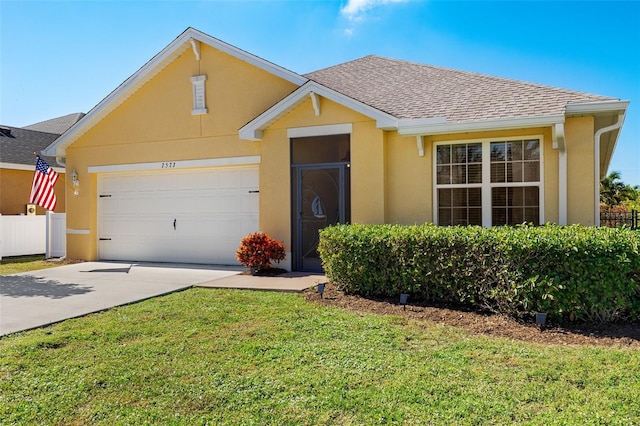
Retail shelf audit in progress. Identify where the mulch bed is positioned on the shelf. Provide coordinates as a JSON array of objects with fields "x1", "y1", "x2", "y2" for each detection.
[{"x1": 304, "y1": 283, "x2": 640, "y2": 348}]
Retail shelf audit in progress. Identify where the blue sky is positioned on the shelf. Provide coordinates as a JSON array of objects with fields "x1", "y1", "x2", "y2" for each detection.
[{"x1": 2, "y1": 0, "x2": 639, "y2": 184}]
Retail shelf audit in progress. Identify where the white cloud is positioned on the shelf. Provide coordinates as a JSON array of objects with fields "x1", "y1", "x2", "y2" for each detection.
[{"x1": 341, "y1": 0, "x2": 409, "y2": 22}]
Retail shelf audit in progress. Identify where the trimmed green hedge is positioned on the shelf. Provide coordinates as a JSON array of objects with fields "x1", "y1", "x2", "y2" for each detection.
[{"x1": 318, "y1": 224, "x2": 640, "y2": 322}]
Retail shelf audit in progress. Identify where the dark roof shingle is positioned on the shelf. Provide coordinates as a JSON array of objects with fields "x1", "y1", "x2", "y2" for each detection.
[
  {"x1": 0, "y1": 126, "x2": 60, "y2": 167},
  {"x1": 22, "y1": 113, "x2": 85, "y2": 134}
]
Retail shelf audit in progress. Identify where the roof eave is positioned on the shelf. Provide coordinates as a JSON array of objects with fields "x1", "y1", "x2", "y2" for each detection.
[
  {"x1": 565, "y1": 100, "x2": 629, "y2": 115},
  {"x1": 43, "y1": 27, "x2": 308, "y2": 157},
  {"x1": 565, "y1": 100, "x2": 630, "y2": 174},
  {"x1": 239, "y1": 81, "x2": 398, "y2": 141},
  {"x1": 397, "y1": 115, "x2": 567, "y2": 137}
]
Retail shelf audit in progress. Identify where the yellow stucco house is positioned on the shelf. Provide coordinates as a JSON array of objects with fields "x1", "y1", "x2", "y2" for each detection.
[{"x1": 43, "y1": 28, "x2": 629, "y2": 271}]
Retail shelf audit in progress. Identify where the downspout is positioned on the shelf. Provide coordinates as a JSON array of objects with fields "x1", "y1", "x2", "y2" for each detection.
[
  {"x1": 553, "y1": 123, "x2": 567, "y2": 225},
  {"x1": 594, "y1": 113, "x2": 625, "y2": 226}
]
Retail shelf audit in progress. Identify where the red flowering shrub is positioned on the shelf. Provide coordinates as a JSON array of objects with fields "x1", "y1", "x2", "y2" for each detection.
[
  {"x1": 600, "y1": 204, "x2": 629, "y2": 213},
  {"x1": 236, "y1": 232, "x2": 286, "y2": 272}
]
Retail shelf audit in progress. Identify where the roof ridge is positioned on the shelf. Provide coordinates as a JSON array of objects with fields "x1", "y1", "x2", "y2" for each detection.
[{"x1": 0, "y1": 124, "x2": 61, "y2": 137}]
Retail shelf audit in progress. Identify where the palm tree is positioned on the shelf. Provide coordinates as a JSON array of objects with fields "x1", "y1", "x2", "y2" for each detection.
[{"x1": 600, "y1": 171, "x2": 639, "y2": 207}]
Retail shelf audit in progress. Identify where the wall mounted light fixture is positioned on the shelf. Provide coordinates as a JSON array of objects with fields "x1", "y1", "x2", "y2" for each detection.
[{"x1": 71, "y1": 170, "x2": 80, "y2": 195}]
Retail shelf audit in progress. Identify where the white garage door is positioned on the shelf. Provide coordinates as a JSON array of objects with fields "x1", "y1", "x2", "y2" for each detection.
[{"x1": 98, "y1": 166, "x2": 259, "y2": 264}]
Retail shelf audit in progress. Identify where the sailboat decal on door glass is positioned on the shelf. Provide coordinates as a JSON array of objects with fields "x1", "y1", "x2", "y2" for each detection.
[{"x1": 311, "y1": 195, "x2": 326, "y2": 218}]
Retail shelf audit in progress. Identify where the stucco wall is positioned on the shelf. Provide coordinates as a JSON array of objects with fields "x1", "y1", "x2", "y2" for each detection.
[
  {"x1": 565, "y1": 116, "x2": 595, "y2": 225},
  {"x1": 64, "y1": 44, "x2": 298, "y2": 260},
  {"x1": 0, "y1": 168, "x2": 66, "y2": 215},
  {"x1": 384, "y1": 132, "x2": 433, "y2": 224}
]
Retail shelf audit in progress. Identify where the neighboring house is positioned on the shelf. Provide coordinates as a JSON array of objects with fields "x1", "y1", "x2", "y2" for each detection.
[
  {"x1": 0, "y1": 126, "x2": 66, "y2": 215},
  {"x1": 0, "y1": 113, "x2": 83, "y2": 215},
  {"x1": 43, "y1": 27, "x2": 629, "y2": 271},
  {"x1": 22, "y1": 112, "x2": 86, "y2": 134}
]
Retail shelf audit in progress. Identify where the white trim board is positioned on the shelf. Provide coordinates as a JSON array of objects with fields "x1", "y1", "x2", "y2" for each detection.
[
  {"x1": 565, "y1": 100, "x2": 629, "y2": 114},
  {"x1": 239, "y1": 81, "x2": 397, "y2": 141},
  {"x1": 398, "y1": 115, "x2": 565, "y2": 137},
  {"x1": 287, "y1": 123, "x2": 353, "y2": 138},
  {"x1": 88, "y1": 156, "x2": 261, "y2": 174},
  {"x1": 66, "y1": 229, "x2": 90, "y2": 235},
  {"x1": 0, "y1": 162, "x2": 65, "y2": 173}
]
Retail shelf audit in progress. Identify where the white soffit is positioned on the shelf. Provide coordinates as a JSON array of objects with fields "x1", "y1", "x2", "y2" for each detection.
[
  {"x1": 43, "y1": 27, "x2": 307, "y2": 157},
  {"x1": 239, "y1": 81, "x2": 398, "y2": 141}
]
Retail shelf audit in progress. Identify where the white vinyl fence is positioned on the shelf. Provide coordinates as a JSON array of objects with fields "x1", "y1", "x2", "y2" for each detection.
[
  {"x1": 46, "y1": 212, "x2": 66, "y2": 258},
  {"x1": 0, "y1": 213, "x2": 66, "y2": 260}
]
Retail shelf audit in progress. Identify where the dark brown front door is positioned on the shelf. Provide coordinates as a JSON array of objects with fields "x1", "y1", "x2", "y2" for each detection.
[
  {"x1": 290, "y1": 133, "x2": 351, "y2": 272},
  {"x1": 292, "y1": 164, "x2": 349, "y2": 271}
]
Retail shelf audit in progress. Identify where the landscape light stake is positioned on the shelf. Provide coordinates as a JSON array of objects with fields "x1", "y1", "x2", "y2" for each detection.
[
  {"x1": 317, "y1": 282, "x2": 326, "y2": 299},
  {"x1": 400, "y1": 293, "x2": 409, "y2": 311},
  {"x1": 535, "y1": 312, "x2": 547, "y2": 330}
]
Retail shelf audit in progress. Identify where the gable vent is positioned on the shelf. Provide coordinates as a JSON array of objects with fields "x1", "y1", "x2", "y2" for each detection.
[{"x1": 190, "y1": 75, "x2": 208, "y2": 115}]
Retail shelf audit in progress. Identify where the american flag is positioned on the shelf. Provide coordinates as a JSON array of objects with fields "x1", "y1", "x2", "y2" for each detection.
[{"x1": 29, "y1": 157, "x2": 59, "y2": 211}]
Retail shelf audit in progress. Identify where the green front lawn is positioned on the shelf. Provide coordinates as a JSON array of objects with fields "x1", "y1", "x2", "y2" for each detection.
[
  {"x1": 1, "y1": 287, "x2": 638, "y2": 425},
  {"x1": 0, "y1": 255, "x2": 60, "y2": 275}
]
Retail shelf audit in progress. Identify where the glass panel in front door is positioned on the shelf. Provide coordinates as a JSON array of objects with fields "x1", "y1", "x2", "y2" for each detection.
[{"x1": 299, "y1": 167, "x2": 344, "y2": 272}]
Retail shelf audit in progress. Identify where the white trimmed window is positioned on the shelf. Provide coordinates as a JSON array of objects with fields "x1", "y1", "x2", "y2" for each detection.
[{"x1": 434, "y1": 137, "x2": 543, "y2": 227}]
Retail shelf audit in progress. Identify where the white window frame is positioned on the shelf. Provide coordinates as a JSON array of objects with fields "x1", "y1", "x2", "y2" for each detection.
[{"x1": 432, "y1": 135, "x2": 544, "y2": 227}]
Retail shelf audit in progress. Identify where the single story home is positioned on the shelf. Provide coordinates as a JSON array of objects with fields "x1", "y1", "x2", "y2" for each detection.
[{"x1": 43, "y1": 28, "x2": 629, "y2": 271}]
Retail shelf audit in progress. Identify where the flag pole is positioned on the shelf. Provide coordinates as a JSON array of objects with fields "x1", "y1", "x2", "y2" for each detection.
[{"x1": 32, "y1": 152, "x2": 74, "y2": 193}]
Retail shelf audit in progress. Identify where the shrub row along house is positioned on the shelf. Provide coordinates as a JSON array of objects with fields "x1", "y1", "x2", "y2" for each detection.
[{"x1": 43, "y1": 28, "x2": 629, "y2": 272}]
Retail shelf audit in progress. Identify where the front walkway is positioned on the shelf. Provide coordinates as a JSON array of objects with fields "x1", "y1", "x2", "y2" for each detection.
[
  {"x1": 1, "y1": 262, "x2": 323, "y2": 336},
  {"x1": 197, "y1": 271, "x2": 325, "y2": 292}
]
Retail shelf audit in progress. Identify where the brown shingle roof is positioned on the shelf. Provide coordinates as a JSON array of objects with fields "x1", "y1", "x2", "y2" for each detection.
[{"x1": 304, "y1": 55, "x2": 616, "y2": 122}]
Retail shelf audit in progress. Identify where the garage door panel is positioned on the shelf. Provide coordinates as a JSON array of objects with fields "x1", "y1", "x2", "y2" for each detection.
[
  {"x1": 99, "y1": 218, "x2": 120, "y2": 235},
  {"x1": 100, "y1": 237, "x2": 181, "y2": 263},
  {"x1": 98, "y1": 166, "x2": 259, "y2": 265},
  {"x1": 243, "y1": 196, "x2": 259, "y2": 211},
  {"x1": 241, "y1": 221, "x2": 259, "y2": 237},
  {"x1": 172, "y1": 195, "x2": 201, "y2": 214},
  {"x1": 196, "y1": 173, "x2": 222, "y2": 189}
]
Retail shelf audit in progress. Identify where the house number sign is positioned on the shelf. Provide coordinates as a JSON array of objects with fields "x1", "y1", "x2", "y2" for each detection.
[{"x1": 161, "y1": 162, "x2": 177, "y2": 169}]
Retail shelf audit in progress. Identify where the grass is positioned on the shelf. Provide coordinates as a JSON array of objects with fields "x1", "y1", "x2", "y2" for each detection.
[
  {"x1": 0, "y1": 255, "x2": 60, "y2": 275},
  {"x1": 1, "y1": 282, "x2": 639, "y2": 425}
]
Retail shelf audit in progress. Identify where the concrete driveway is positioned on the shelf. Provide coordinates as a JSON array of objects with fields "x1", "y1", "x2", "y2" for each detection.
[{"x1": 0, "y1": 261, "x2": 242, "y2": 336}]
